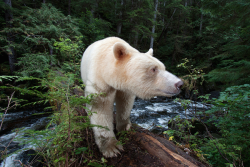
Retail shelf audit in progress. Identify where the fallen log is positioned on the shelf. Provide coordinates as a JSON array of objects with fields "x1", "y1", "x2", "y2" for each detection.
[{"x1": 132, "y1": 125, "x2": 206, "y2": 167}]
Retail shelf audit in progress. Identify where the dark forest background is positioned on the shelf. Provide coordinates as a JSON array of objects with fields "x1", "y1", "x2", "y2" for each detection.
[{"x1": 1, "y1": 0, "x2": 249, "y2": 91}]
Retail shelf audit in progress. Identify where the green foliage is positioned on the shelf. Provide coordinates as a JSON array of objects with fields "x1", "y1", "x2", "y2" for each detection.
[
  {"x1": 177, "y1": 58, "x2": 205, "y2": 99},
  {"x1": 54, "y1": 36, "x2": 84, "y2": 76},
  {"x1": 165, "y1": 61, "x2": 250, "y2": 166},
  {"x1": 163, "y1": 115, "x2": 209, "y2": 164},
  {"x1": 167, "y1": 84, "x2": 250, "y2": 167},
  {"x1": 1, "y1": 3, "x2": 82, "y2": 78},
  {"x1": 79, "y1": 10, "x2": 112, "y2": 45},
  {"x1": 9, "y1": 71, "x2": 106, "y2": 166},
  {"x1": 201, "y1": 84, "x2": 250, "y2": 166},
  {"x1": 75, "y1": 147, "x2": 88, "y2": 155},
  {"x1": 117, "y1": 130, "x2": 130, "y2": 146},
  {"x1": 201, "y1": 0, "x2": 250, "y2": 88},
  {"x1": 165, "y1": 116, "x2": 195, "y2": 143},
  {"x1": 16, "y1": 53, "x2": 56, "y2": 77},
  {"x1": 0, "y1": 75, "x2": 19, "y2": 82},
  {"x1": 1, "y1": 0, "x2": 249, "y2": 89}
]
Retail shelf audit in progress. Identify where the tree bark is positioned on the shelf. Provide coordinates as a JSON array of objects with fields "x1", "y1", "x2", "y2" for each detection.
[
  {"x1": 161, "y1": 1, "x2": 166, "y2": 31},
  {"x1": 150, "y1": 0, "x2": 158, "y2": 49},
  {"x1": 200, "y1": 12, "x2": 203, "y2": 34},
  {"x1": 90, "y1": 1, "x2": 98, "y2": 23},
  {"x1": 49, "y1": 46, "x2": 53, "y2": 66},
  {"x1": 3, "y1": 0, "x2": 16, "y2": 74},
  {"x1": 49, "y1": 46, "x2": 53, "y2": 55},
  {"x1": 68, "y1": 0, "x2": 71, "y2": 15},
  {"x1": 132, "y1": 125, "x2": 206, "y2": 167},
  {"x1": 134, "y1": 32, "x2": 138, "y2": 48},
  {"x1": 185, "y1": 0, "x2": 188, "y2": 24},
  {"x1": 117, "y1": 0, "x2": 123, "y2": 36},
  {"x1": 117, "y1": 23, "x2": 122, "y2": 35}
]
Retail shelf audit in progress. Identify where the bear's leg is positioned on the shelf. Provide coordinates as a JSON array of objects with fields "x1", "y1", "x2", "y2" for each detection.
[
  {"x1": 87, "y1": 87, "x2": 123, "y2": 157},
  {"x1": 115, "y1": 90, "x2": 136, "y2": 132}
]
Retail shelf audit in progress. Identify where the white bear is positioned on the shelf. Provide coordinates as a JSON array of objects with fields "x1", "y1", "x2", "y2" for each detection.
[{"x1": 81, "y1": 37, "x2": 183, "y2": 157}]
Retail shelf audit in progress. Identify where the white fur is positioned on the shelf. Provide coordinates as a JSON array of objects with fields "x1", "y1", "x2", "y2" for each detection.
[{"x1": 80, "y1": 37, "x2": 182, "y2": 157}]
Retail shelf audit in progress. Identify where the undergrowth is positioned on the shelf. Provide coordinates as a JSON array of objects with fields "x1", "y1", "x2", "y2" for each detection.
[
  {"x1": 164, "y1": 59, "x2": 250, "y2": 167},
  {"x1": 0, "y1": 72, "x2": 113, "y2": 167},
  {"x1": 0, "y1": 35, "x2": 112, "y2": 166}
]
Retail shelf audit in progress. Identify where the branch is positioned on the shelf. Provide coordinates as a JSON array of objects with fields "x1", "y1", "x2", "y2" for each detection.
[
  {"x1": 0, "y1": 91, "x2": 15, "y2": 130},
  {"x1": 197, "y1": 118, "x2": 236, "y2": 167}
]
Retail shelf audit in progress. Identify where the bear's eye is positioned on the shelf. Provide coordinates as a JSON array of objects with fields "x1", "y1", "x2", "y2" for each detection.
[{"x1": 151, "y1": 66, "x2": 157, "y2": 73}]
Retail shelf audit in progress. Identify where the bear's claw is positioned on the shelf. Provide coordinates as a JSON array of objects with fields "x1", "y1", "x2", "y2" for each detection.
[{"x1": 100, "y1": 138, "x2": 124, "y2": 158}]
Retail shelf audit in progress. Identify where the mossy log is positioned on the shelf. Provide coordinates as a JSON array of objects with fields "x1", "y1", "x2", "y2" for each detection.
[{"x1": 132, "y1": 125, "x2": 206, "y2": 167}]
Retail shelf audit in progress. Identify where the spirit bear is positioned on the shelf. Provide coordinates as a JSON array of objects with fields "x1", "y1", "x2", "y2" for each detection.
[{"x1": 81, "y1": 37, "x2": 183, "y2": 157}]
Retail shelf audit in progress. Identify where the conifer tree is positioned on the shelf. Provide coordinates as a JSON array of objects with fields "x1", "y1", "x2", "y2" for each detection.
[
  {"x1": 202, "y1": 0, "x2": 250, "y2": 87},
  {"x1": 1, "y1": 3, "x2": 82, "y2": 77},
  {"x1": 2, "y1": 0, "x2": 16, "y2": 74}
]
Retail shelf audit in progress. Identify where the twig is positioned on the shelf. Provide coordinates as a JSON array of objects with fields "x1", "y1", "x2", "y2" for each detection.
[
  {"x1": 1, "y1": 129, "x2": 19, "y2": 164},
  {"x1": 0, "y1": 91, "x2": 15, "y2": 130},
  {"x1": 197, "y1": 118, "x2": 236, "y2": 167},
  {"x1": 66, "y1": 82, "x2": 71, "y2": 141},
  {"x1": 14, "y1": 160, "x2": 29, "y2": 167},
  {"x1": 65, "y1": 81, "x2": 71, "y2": 167}
]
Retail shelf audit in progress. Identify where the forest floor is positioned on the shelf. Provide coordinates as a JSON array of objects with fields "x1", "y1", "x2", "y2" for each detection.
[
  {"x1": 81, "y1": 122, "x2": 207, "y2": 167},
  {"x1": 86, "y1": 130, "x2": 165, "y2": 167}
]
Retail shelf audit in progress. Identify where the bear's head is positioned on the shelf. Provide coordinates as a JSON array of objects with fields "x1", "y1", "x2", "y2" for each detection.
[{"x1": 112, "y1": 42, "x2": 183, "y2": 99}]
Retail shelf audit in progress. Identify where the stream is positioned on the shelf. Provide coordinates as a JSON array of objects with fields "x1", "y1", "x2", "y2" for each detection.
[{"x1": 0, "y1": 97, "x2": 210, "y2": 167}]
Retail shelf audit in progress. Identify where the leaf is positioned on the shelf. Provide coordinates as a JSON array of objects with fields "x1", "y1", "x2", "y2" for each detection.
[
  {"x1": 75, "y1": 147, "x2": 88, "y2": 154},
  {"x1": 101, "y1": 157, "x2": 107, "y2": 163},
  {"x1": 169, "y1": 136, "x2": 174, "y2": 141},
  {"x1": 88, "y1": 162, "x2": 102, "y2": 167}
]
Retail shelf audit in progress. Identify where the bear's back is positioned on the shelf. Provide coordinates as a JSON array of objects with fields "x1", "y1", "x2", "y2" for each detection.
[{"x1": 81, "y1": 37, "x2": 138, "y2": 84}]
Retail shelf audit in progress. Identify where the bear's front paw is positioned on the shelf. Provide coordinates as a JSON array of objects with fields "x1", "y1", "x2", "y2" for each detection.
[
  {"x1": 99, "y1": 137, "x2": 124, "y2": 158},
  {"x1": 117, "y1": 123, "x2": 131, "y2": 132}
]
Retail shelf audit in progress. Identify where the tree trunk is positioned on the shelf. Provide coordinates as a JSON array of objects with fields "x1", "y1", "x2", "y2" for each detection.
[
  {"x1": 90, "y1": 1, "x2": 98, "y2": 23},
  {"x1": 68, "y1": 0, "x2": 71, "y2": 15},
  {"x1": 117, "y1": 23, "x2": 122, "y2": 35},
  {"x1": 49, "y1": 46, "x2": 54, "y2": 66},
  {"x1": 49, "y1": 46, "x2": 53, "y2": 55},
  {"x1": 134, "y1": 32, "x2": 138, "y2": 48},
  {"x1": 117, "y1": 0, "x2": 123, "y2": 36},
  {"x1": 185, "y1": 0, "x2": 188, "y2": 24},
  {"x1": 200, "y1": 12, "x2": 203, "y2": 34},
  {"x1": 162, "y1": 1, "x2": 166, "y2": 31},
  {"x1": 150, "y1": 0, "x2": 158, "y2": 49},
  {"x1": 3, "y1": 0, "x2": 16, "y2": 74},
  {"x1": 43, "y1": 0, "x2": 45, "y2": 3}
]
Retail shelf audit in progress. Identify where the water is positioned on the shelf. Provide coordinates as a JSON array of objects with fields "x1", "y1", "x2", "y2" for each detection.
[
  {"x1": 0, "y1": 98, "x2": 210, "y2": 166},
  {"x1": 0, "y1": 108, "x2": 51, "y2": 167},
  {"x1": 130, "y1": 97, "x2": 210, "y2": 133}
]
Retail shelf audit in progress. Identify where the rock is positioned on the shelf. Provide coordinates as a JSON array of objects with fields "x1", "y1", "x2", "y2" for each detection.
[
  {"x1": 209, "y1": 91, "x2": 220, "y2": 99},
  {"x1": 149, "y1": 96, "x2": 167, "y2": 103}
]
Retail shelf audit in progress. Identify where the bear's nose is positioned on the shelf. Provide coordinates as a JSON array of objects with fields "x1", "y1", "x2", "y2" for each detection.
[{"x1": 175, "y1": 80, "x2": 183, "y2": 90}]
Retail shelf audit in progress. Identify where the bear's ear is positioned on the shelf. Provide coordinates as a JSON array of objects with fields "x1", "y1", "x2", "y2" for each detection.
[
  {"x1": 146, "y1": 48, "x2": 153, "y2": 56},
  {"x1": 113, "y1": 42, "x2": 128, "y2": 60}
]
